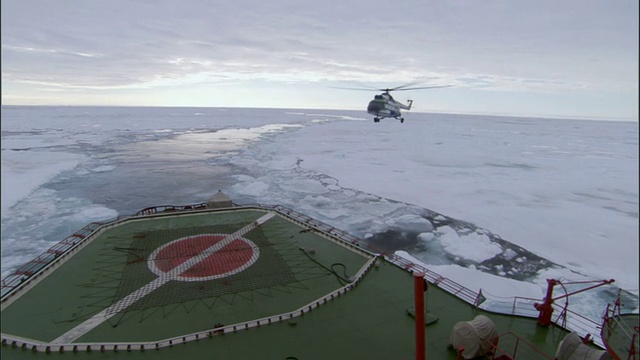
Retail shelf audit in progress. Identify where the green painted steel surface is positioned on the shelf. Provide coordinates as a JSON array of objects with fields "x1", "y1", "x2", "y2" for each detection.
[
  {"x1": 1, "y1": 207, "x2": 581, "y2": 359},
  {"x1": 602, "y1": 313, "x2": 640, "y2": 359}
]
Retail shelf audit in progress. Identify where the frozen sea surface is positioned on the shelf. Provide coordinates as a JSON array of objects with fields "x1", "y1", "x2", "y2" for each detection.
[{"x1": 1, "y1": 105, "x2": 638, "y2": 321}]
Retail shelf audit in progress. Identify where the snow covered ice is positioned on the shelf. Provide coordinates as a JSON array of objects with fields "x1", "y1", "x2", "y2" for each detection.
[{"x1": 1, "y1": 105, "x2": 638, "y2": 321}]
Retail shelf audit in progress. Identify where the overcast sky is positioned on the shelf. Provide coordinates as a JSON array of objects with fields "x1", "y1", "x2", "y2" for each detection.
[{"x1": 2, "y1": 0, "x2": 638, "y2": 120}]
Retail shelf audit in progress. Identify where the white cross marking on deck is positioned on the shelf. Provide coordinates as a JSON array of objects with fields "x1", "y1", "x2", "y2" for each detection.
[{"x1": 51, "y1": 212, "x2": 275, "y2": 344}]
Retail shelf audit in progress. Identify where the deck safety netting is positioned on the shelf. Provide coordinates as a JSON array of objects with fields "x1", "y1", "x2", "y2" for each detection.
[{"x1": 72, "y1": 216, "x2": 337, "y2": 324}]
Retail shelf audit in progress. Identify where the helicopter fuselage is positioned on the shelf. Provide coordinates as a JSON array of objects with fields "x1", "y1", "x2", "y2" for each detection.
[
  {"x1": 335, "y1": 82, "x2": 450, "y2": 123},
  {"x1": 367, "y1": 93, "x2": 412, "y2": 123}
]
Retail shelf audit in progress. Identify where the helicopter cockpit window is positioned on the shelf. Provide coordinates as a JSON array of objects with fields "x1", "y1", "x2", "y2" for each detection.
[{"x1": 374, "y1": 95, "x2": 383, "y2": 100}]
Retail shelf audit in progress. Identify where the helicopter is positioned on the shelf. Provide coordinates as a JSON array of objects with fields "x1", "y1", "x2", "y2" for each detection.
[{"x1": 337, "y1": 83, "x2": 452, "y2": 123}]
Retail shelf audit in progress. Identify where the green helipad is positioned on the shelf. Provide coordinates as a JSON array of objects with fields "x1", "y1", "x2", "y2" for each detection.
[{"x1": 2, "y1": 205, "x2": 627, "y2": 359}]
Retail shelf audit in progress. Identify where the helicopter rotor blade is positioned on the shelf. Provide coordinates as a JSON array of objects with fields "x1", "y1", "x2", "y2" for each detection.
[
  {"x1": 387, "y1": 81, "x2": 423, "y2": 91},
  {"x1": 329, "y1": 86, "x2": 381, "y2": 91},
  {"x1": 331, "y1": 84, "x2": 453, "y2": 92},
  {"x1": 391, "y1": 85, "x2": 453, "y2": 91}
]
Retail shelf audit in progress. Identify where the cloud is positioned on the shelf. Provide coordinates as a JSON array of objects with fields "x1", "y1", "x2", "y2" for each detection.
[{"x1": 1, "y1": 0, "x2": 637, "y2": 118}]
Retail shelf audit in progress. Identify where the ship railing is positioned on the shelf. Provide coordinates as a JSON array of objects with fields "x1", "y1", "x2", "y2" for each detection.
[
  {"x1": 0, "y1": 213, "x2": 157, "y2": 303},
  {"x1": 264, "y1": 203, "x2": 480, "y2": 307},
  {"x1": 0, "y1": 253, "x2": 379, "y2": 353},
  {"x1": 257, "y1": 204, "x2": 481, "y2": 306},
  {"x1": 600, "y1": 289, "x2": 640, "y2": 359},
  {"x1": 1, "y1": 203, "x2": 216, "y2": 300},
  {"x1": 0, "y1": 221, "x2": 108, "y2": 300},
  {"x1": 383, "y1": 253, "x2": 480, "y2": 305},
  {"x1": 490, "y1": 331, "x2": 555, "y2": 360},
  {"x1": 552, "y1": 304, "x2": 606, "y2": 349},
  {"x1": 0, "y1": 201, "x2": 610, "y2": 349},
  {"x1": 269, "y1": 204, "x2": 362, "y2": 244},
  {"x1": 466, "y1": 291, "x2": 606, "y2": 349},
  {"x1": 266, "y1": 204, "x2": 374, "y2": 258},
  {"x1": 381, "y1": 250, "x2": 606, "y2": 349},
  {"x1": 250, "y1": 203, "x2": 608, "y2": 348},
  {"x1": 135, "y1": 203, "x2": 208, "y2": 216}
]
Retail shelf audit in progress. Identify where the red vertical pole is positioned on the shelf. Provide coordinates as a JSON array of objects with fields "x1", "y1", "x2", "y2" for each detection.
[
  {"x1": 534, "y1": 279, "x2": 557, "y2": 326},
  {"x1": 414, "y1": 272, "x2": 425, "y2": 360}
]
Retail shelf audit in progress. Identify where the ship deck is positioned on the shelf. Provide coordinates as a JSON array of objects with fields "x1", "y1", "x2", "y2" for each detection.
[{"x1": 1, "y1": 206, "x2": 592, "y2": 359}]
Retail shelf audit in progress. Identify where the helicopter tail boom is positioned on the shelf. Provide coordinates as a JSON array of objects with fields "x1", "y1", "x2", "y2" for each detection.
[{"x1": 395, "y1": 99, "x2": 413, "y2": 110}]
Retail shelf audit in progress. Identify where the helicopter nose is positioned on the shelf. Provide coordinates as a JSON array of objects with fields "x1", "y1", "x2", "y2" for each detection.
[{"x1": 367, "y1": 100, "x2": 383, "y2": 113}]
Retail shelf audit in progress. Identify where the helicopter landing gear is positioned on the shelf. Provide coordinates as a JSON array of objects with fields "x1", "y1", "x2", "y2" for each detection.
[
  {"x1": 373, "y1": 117, "x2": 380, "y2": 123},
  {"x1": 400, "y1": 118, "x2": 404, "y2": 123}
]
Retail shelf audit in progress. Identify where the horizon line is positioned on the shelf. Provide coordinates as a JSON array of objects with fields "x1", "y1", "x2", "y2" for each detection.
[{"x1": 1, "y1": 104, "x2": 637, "y2": 123}]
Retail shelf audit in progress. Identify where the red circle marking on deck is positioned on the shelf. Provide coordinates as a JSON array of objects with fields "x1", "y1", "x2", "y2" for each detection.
[{"x1": 147, "y1": 234, "x2": 260, "y2": 282}]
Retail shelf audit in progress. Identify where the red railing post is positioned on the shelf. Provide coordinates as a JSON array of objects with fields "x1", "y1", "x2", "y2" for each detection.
[
  {"x1": 629, "y1": 331, "x2": 637, "y2": 360},
  {"x1": 534, "y1": 279, "x2": 557, "y2": 326},
  {"x1": 414, "y1": 272, "x2": 425, "y2": 360}
]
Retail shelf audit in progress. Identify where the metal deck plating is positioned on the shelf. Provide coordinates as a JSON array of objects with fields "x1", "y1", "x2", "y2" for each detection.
[{"x1": 1, "y1": 204, "x2": 634, "y2": 359}]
